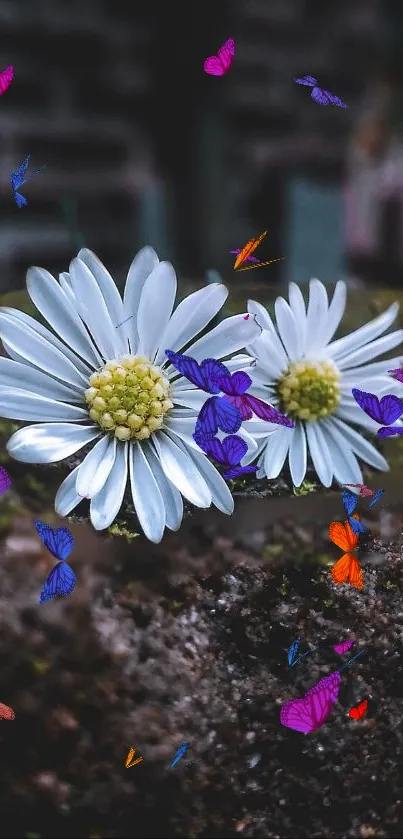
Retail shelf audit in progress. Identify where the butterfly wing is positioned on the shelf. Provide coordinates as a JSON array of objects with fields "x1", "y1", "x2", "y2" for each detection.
[
  {"x1": 352, "y1": 389, "x2": 403, "y2": 424},
  {"x1": 214, "y1": 396, "x2": 242, "y2": 434},
  {"x1": 11, "y1": 155, "x2": 30, "y2": 189},
  {"x1": 325, "y1": 91, "x2": 348, "y2": 108},
  {"x1": 199, "y1": 358, "x2": 230, "y2": 392},
  {"x1": 368, "y1": 489, "x2": 384, "y2": 508},
  {"x1": 204, "y1": 56, "x2": 225, "y2": 76},
  {"x1": 311, "y1": 86, "x2": 335, "y2": 105},
  {"x1": 377, "y1": 425, "x2": 403, "y2": 437},
  {"x1": 331, "y1": 553, "x2": 363, "y2": 590},
  {"x1": 199, "y1": 436, "x2": 226, "y2": 465},
  {"x1": 195, "y1": 397, "x2": 220, "y2": 439},
  {"x1": 0, "y1": 466, "x2": 11, "y2": 495},
  {"x1": 293, "y1": 75, "x2": 317, "y2": 86},
  {"x1": 243, "y1": 395, "x2": 295, "y2": 427},
  {"x1": 280, "y1": 696, "x2": 316, "y2": 733},
  {"x1": 333, "y1": 639, "x2": 354, "y2": 655},
  {"x1": 0, "y1": 64, "x2": 13, "y2": 95},
  {"x1": 305, "y1": 672, "x2": 341, "y2": 730},
  {"x1": 221, "y1": 434, "x2": 248, "y2": 466},
  {"x1": 234, "y1": 236, "x2": 258, "y2": 269},
  {"x1": 348, "y1": 516, "x2": 368, "y2": 536},
  {"x1": 34, "y1": 520, "x2": 74, "y2": 560},
  {"x1": 388, "y1": 368, "x2": 403, "y2": 383},
  {"x1": 165, "y1": 350, "x2": 216, "y2": 392},
  {"x1": 329, "y1": 518, "x2": 359, "y2": 551},
  {"x1": 348, "y1": 698, "x2": 368, "y2": 720},
  {"x1": 288, "y1": 638, "x2": 300, "y2": 667},
  {"x1": 0, "y1": 702, "x2": 15, "y2": 720},
  {"x1": 39, "y1": 561, "x2": 76, "y2": 604},
  {"x1": 223, "y1": 465, "x2": 257, "y2": 479},
  {"x1": 14, "y1": 191, "x2": 27, "y2": 208},
  {"x1": 217, "y1": 38, "x2": 235, "y2": 72},
  {"x1": 125, "y1": 747, "x2": 135, "y2": 768},
  {"x1": 343, "y1": 490, "x2": 358, "y2": 517},
  {"x1": 224, "y1": 394, "x2": 254, "y2": 420}
]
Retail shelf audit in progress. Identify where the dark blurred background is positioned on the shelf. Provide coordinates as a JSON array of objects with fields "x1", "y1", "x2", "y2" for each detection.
[{"x1": 1, "y1": 0, "x2": 403, "y2": 292}]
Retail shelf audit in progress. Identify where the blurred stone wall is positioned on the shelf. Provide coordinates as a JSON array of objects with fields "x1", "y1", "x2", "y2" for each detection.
[{"x1": 0, "y1": 0, "x2": 385, "y2": 290}]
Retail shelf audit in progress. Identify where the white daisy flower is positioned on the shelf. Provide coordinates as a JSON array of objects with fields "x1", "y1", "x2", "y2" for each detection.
[
  {"x1": 0, "y1": 247, "x2": 262, "y2": 541},
  {"x1": 242, "y1": 279, "x2": 403, "y2": 487}
]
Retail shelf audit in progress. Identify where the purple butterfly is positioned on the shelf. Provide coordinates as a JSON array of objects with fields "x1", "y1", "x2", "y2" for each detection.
[
  {"x1": 293, "y1": 75, "x2": 348, "y2": 108},
  {"x1": 166, "y1": 349, "x2": 294, "y2": 439},
  {"x1": 333, "y1": 639, "x2": 354, "y2": 655},
  {"x1": 193, "y1": 433, "x2": 258, "y2": 480},
  {"x1": 352, "y1": 388, "x2": 403, "y2": 437},
  {"x1": 388, "y1": 368, "x2": 403, "y2": 384},
  {"x1": 0, "y1": 466, "x2": 11, "y2": 495},
  {"x1": 229, "y1": 249, "x2": 259, "y2": 264},
  {"x1": 280, "y1": 649, "x2": 365, "y2": 733}
]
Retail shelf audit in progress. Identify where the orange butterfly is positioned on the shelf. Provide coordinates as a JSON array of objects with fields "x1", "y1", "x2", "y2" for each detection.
[
  {"x1": 233, "y1": 231, "x2": 268, "y2": 269},
  {"x1": 0, "y1": 702, "x2": 15, "y2": 720},
  {"x1": 329, "y1": 515, "x2": 364, "y2": 590},
  {"x1": 348, "y1": 698, "x2": 368, "y2": 720},
  {"x1": 125, "y1": 746, "x2": 143, "y2": 768}
]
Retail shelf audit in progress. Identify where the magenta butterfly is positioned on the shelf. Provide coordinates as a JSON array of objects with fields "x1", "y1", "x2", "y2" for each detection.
[
  {"x1": 388, "y1": 368, "x2": 403, "y2": 384},
  {"x1": 0, "y1": 466, "x2": 11, "y2": 496},
  {"x1": 280, "y1": 650, "x2": 365, "y2": 733},
  {"x1": 204, "y1": 39, "x2": 235, "y2": 76},
  {"x1": 333, "y1": 639, "x2": 354, "y2": 655},
  {"x1": 0, "y1": 65, "x2": 13, "y2": 96}
]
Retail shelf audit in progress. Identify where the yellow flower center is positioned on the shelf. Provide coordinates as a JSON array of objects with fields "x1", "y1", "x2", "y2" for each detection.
[
  {"x1": 276, "y1": 359, "x2": 341, "y2": 421},
  {"x1": 84, "y1": 355, "x2": 173, "y2": 441}
]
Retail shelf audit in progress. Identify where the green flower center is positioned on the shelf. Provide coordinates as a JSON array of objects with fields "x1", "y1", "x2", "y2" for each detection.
[
  {"x1": 276, "y1": 359, "x2": 341, "y2": 421},
  {"x1": 84, "y1": 355, "x2": 173, "y2": 441}
]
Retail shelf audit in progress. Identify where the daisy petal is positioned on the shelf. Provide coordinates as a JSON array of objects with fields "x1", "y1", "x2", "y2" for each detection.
[
  {"x1": 183, "y1": 315, "x2": 261, "y2": 364},
  {"x1": 0, "y1": 311, "x2": 90, "y2": 387},
  {"x1": 320, "y1": 281, "x2": 347, "y2": 347},
  {"x1": 326, "y1": 303, "x2": 400, "y2": 362},
  {"x1": 0, "y1": 308, "x2": 92, "y2": 378},
  {"x1": 69, "y1": 257, "x2": 119, "y2": 360},
  {"x1": 154, "y1": 283, "x2": 228, "y2": 365},
  {"x1": 289, "y1": 423, "x2": 307, "y2": 486},
  {"x1": 7, "y1": 423, "x2": 100, "y2": 463},
  {"x1": 26, "y1": 267, "x2": 103, "y2": 367},
  {"x1": 188, "y1": 445, "x2": 234, "y2": 515},
  {"x1": 136, "y1": 261, "x2": 177, "y2": 362},
  {"x1": 0, "y1": 388, "x2": 88, "y2": 422},
  {"x1": 76, "y1": 435, "x2": 117, "y2": 498},
  {"x1": 335, "y1": 330, "x2": 403, "y2": 370},
  {"x1": 275, "y1": 297, "x2": 302, "y2": 360},
  {"x1": 145, "y1": 441, "x2": 183, "y2": 531},
  {"x1": 305, "y1": 421, "x2": 333, "y2": 486},
  {"x1": 0, "y1": 357, "x2": 84, "y2": 403},
  {"x1": 55, "y1": 464, "x2": 83, "y2": 516},
  {"x1": 153, "y1": 431, "x2": 212, "y2": 507},
  {"x1": 330, "y1": 416, "x2": 389, "y2": 472},
  {"x1": 263, "y1": 429, "x2": 292, "y2": 478},
  {"x1": 305, "y1": 279, "x2": 329, "y2": 352},
  {"x1": 335, "y1": 403, "x2": 380, "y2": 433},
  {"x1": 90, "y1": 442, "x2": 128, "y2": 530},
  {"x1": 77, "y1": 249, "x2": 128, "y2": 355},
  {"x1": 129, "y1": 442, "x2": 166, "y2": 543},
  {"x1": 170, "y1": 388, "x2": 208, "y2": 411},
  {"x1": 320, "y1": 420, "x2": 363, "y2": 484},
  {"x1": 288, "y1": 283, "x2": 307, "y2": 352},
  {"x1": 59, "y1": 272, "x2": 76, "y2": 305},
  {"x1": 123, "y1": 246, "x2": 159, "y2": 353}
]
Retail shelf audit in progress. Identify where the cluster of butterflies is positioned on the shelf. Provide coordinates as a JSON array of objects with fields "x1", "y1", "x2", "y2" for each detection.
[
  {"x1": 352, "y1": 369, "x2": 403, "y2": 437},
  {"x1": 125, "y1": 741, "x2": 191, "y2": 769},
  {"x1": 203, "y1": 38, "x2": 348, "y2": 107},
  {"x1": 0, "y1": 64, "x2": 46, "y2": 206},
  {"x1": 282, "y1": 638, "x2": 368, "y2": 733},
  {"x1": 165, "y1": 349, "x2": 294, "y2": 479},
  {"x1": 328, "y1": 485, "x2": 384, "y2": 591}
]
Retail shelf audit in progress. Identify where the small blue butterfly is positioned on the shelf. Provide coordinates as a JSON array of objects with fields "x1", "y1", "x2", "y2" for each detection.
[
  {"x1": 10, "y1": 155, "x2": 46, "y2": 208},
  {"x1": 368, "y1": 488, "x2": 385, "y2": 508},
  {"x1": 35, "y1": 520, "x2": 76, "y2": 604},
  {"x1": 287, "y1": 638, "x2": 315, "y2": 667},
  {"x1": 342, "y1": 491, "x2": 368, "y2": 536}
]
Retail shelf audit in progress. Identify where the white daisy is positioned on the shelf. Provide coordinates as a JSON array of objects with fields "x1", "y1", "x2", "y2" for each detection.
[
  {"x1": 0, "y1": 247, "x2": 262, "y2": 541},
  {"x1": 242, "y1": 279, "x2": 403, "y2": 487}
]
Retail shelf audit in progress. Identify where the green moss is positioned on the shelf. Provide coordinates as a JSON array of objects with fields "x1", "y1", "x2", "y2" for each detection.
[
  {"x1": 107, "y1": 523, "x2": 140, "y2": 542},
  {"x1": 293, "y1": 479, "x2": 318, "y2": 496}
]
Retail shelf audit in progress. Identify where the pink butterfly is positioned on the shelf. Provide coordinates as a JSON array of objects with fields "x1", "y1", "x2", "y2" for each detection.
[
  {"x1": 204, "y1": 39, "x2": 235, "y2": 76},
  {"x1": 0, "y1": 65, "x2": 13, "y2": 96},
  {"x1": 343, "y1": 483, "x2": 374, "y2": 497},
  {"x1": 280, "y1": 672, "x2": 341, "y2": 734},
  {"x1": 333, "y1": 639, "x2": 354, "y2": 655}
]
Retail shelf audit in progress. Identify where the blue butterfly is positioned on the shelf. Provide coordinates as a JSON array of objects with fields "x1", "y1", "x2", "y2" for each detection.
[
  {"x1": 342, "y1": 491, "x2": 368, "y2": 536},
  {"x1": 368, "y1": 488, "x2": 385, "y2": 508},
  {"x1": 10, "y1": 155, "x2": 46, "y2": 208},
  {"x1": 170, "y1": 741, "x2": 189, "y2": 769},
  {"x1": 34, "y1": 520, "x2": 76, "y2": 604},
  {"x1": 287, "y1": 638, "x2": 315, "y2": 667}
]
